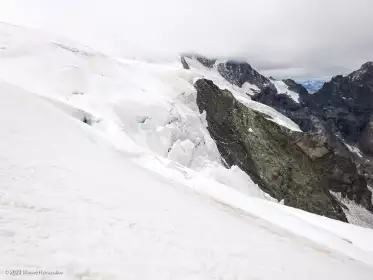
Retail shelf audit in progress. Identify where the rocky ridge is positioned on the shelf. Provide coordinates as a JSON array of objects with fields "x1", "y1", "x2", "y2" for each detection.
[{"x1": 182, "y1": 55, "x2": 373, "y2": 221}]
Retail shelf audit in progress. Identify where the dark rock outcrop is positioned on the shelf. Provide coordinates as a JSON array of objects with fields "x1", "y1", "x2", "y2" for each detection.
[
  {"x1": 180, "y1": 56, "x2": 190, "y2": 70},
  {"x1": 359, "y1": 117, "x2": 373, "y2": 156},
  {"x1": 195, "y1": 78, "x2": 353, "y2": 221},
  {"x1": 250, "y1": 62, "x2": 373, "y2": 147},
  {"x1": 303, "y1": 62, "x2": 373, "y2": 189},
  {"x1": 252, "y1": 83, "x2": 373, "y2": 212},
  {"x1": 180, "y1": 54, "x2": 216, "y2": 69},
  {"x1": 252, "y1": 86, "x2": 317, "y2": 132},
  {"x1": 283, "y1": 79, "x2": 309, "y2": 95},
  {"x1": 181, "y1": 55, "x2": 373, "y2": 218},
  {"x1": 195, "y1": 56, "x2": 216, "y2": 68},
  {"x1": 306, "y1": 62, "x2": 373, "y2": 143},
  {"x1": 253, "y1": 62, "x2": 373, "y2": 171},
  {"x1": 357, "y1": 159, "x2": 373, "y2": 187},
  {"x1": 217, "y1": 61, "x2": 273, "y2": 90},
  {"x1": 292, "y1": 129, "x2": 372, "y2": 211},
  {"x1": 349, "y1": 61, "x2": 373, "y2": 86}
]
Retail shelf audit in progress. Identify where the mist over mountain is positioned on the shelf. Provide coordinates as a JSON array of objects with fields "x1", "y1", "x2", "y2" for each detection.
[{"x1": 0, "y1": 0, "x2": 372, "y2": 80}]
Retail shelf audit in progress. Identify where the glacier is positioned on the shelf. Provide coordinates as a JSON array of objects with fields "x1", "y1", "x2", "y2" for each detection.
[{"x1": 0, "y1": 23, "x2": 373, "y2": 279}]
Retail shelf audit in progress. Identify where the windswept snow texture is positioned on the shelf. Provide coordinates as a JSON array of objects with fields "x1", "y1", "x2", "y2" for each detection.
[
  {"x1": 1, "y1": 23, "x2": 373, "y2": 279},
  {"x1": 272, "y1": 80, "x2": 300, "y2": 103}
]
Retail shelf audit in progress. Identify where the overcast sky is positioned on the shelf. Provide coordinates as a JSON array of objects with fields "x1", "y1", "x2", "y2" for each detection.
[{"x1": 0, "y1": 0, "x2": 372, "y2": 80}]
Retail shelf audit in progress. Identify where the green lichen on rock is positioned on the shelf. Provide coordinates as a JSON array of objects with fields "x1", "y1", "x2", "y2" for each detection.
[{"x1": 195, "y1": 78, "x2": 347, "y2": 221}]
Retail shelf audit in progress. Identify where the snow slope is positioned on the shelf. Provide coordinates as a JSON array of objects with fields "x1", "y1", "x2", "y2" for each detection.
[
  {"x1": 1, "y1": 23, "x2": 373, "y2": 279},
  {"x1": 0, "y1": 22, "x2": 297, "y2": 198},
  {"x1": 272, "y1": 80, "x2": 300, "y2": 103},
  {"x1": 1, "y1": 69, "x2": 373, "y2": 280}
]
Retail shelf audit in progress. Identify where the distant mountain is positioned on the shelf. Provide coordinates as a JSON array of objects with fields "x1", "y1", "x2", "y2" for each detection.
[
  {"x1": 310, "y1": 62, "x2": 373, "y2": 147},
  {"x1": 301, "y1": 80, "x2": 325, "y2": 93}
]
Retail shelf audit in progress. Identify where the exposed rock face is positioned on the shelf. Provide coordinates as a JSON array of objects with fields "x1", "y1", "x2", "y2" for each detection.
[
  {"x1": 253, "y1": 62, "x2": 373, "y2": 147},
  {"x1": 252, "y1": 86, "x2": 317, "y2": 132},
  {"x1": 282, "y1": 79, "x2": 309, "y2": 95},
  {"x1": 302, "y1": 63, "x2": 373, "y2": 192},
  {"x1": 306, "y1": 62, "x2": 373, "y2": 143},
  {"x1": 180, "y1": 56, "x2": 190, "y2": 70},
  {"x1": 217, "y1": 61, "x2": 273, "y2": 90},
  {"x1": 357, "y1": 159, "x2": 373, "y2": 187},
  {"x1": 180, "y1": 54, "x2": 216, "y2": 69},
  {"x1": 252, "y1": 83, "x2": 373, "y2": 212},
  {"x1": 253, "y1": 62, "x2": 373, "y2": 190},
  {"x1": 195, "y1": 78, "x2": 351, "y2": 221},
  {"x1": 359, "y1": 117, "x2": 373, "y2": 156},
  {"x1": 291, "y1": 130, "x2": 372, "y2": 211},
  {"x1": 180, "y1": 56, "x2": 373, "y2": 219},
  {"x1": 195, "y1": 56, "x2": 216, "y2": 68},
  {"x1": 349, "y1": 61, "x2": 373, "y2": 86}
]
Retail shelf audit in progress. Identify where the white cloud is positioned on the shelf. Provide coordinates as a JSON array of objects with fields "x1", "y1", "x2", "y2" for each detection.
[{"x1": 0, "y1": 0, "x2": 372, "y2": 80}]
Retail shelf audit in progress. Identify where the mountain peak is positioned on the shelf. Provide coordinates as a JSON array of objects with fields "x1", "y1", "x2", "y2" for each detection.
[
  {"x1": 361, "y1": 61, "x2": 373, "y2": 70},
  {"x1": 348, "y1": 61, "x2": 373, "y2": 85}
]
